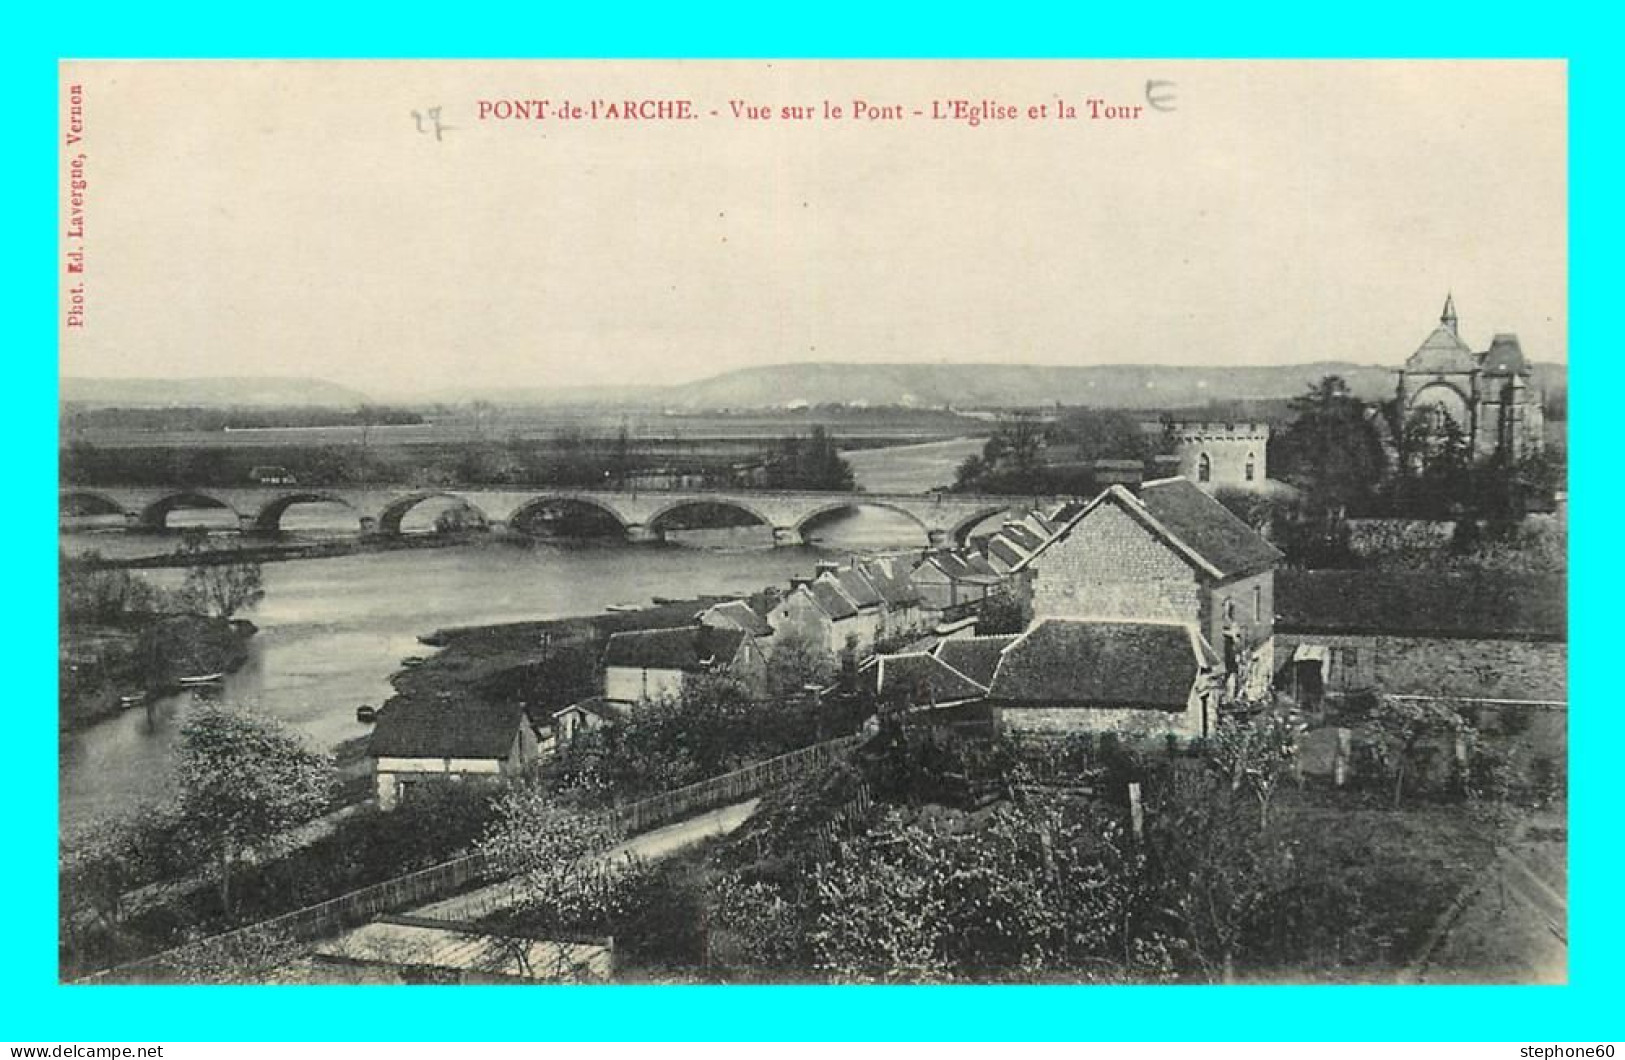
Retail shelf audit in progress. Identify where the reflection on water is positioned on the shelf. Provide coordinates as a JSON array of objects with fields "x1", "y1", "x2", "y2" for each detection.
[{"x1": 58, "y1": 504, "x2": 931, "y2": 827}]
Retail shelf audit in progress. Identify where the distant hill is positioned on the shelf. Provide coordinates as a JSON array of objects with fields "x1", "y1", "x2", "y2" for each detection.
[
  {"x1": 60, "y1": 377, "x2": 375, "y2": 408},
  {"x1": 60, "y1": 362, "x2": 1567, "y2": 413},
  {"x1": 660, "y1": 361, "x2": 1562, "y2": 411}
]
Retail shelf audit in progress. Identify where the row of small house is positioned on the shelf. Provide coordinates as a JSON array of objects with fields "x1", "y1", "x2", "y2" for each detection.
[
  {"x1": 366, "y1": 477, "x2": 1287, "y2": 806},
  {"x1": 367, "y1": 514, "x2": 1057, "y2": 807},
  {"x1": 551, "y1": 518, "x2": 1065, "y2": 747}
]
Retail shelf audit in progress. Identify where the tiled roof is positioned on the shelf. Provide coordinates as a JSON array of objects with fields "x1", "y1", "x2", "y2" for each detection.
[
  {"x1": 603, "y1": 625, "x2": 748, "y2": 671},
  {"x1": 370, "y1": 696, "x2": 527, "y2": 759},
  {"x1": 1052, "y1": 500, "x2": 1089, "y2": 523},
  {"x1": 1136, "y1": 478, "x2": 1284, "y2": 578},
  {"x1": 922, "y1": 551, "x2": 1002, "y2": 584},
  {"x1": 986, "y1": 537, "x2": 1027, "y2": 570},
  {"x1": 1480, "y1": 333, "x2": 1531, "y2": 375},
  {"x1": 1002, "y1": 524, "x2": 1044, "y2": 551},
  {"x1": 1016, "y1": 480, "x2": 1281, "y2": 580},
  {"x1": 312, "y1": 916, "x2": 608, "y2": 982},
  {"x1": 988, "y1": 618, "x2": 1203, "y2": 711},
  {"x1": 833, "y1": 568, "x2": 884, "y2": 609},
  {"x1": 808, "y1": 580, "x2": 859, "y2": 620},
  {"x1": 874, "y1": 652, "x2": 990, "y2": 703},
  {"x1": 957, "y1": 552, "x2": 1005, "y2": 580},
  {"x1": 701, "y1": 599, "x2": 774, "y2": 637},
  {"x1": 1277, "y1": 569, "x2": 1566, "y2": 641},
  {"x1": 858, "y1": 558, "x2": 923, "y2": 607},
  {"x1": 933, "y1": 634, "x2": 1017, "y2": 688}
]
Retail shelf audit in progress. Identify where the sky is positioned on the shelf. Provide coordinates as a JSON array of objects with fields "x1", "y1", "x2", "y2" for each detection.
[{"x1": 57, "y1": 60, "x2": 1567, "y2": 397}]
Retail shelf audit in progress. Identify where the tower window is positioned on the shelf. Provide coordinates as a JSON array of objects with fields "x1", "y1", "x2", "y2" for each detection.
[
  {"x1": 1198, "y1": 453, "x2": 1212, "y2": 483},
  {"x1": 1245, "y1": 453, "x2": 1256, "y2": 482}
]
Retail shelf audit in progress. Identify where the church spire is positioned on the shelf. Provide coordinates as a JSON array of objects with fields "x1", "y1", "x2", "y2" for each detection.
[{"x1": 1441, "y1": 292, "x2": 1458, "y2": 334}]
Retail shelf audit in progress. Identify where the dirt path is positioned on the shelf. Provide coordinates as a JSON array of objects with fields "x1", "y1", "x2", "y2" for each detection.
[
  {"x1": 407, "y1": 797, "x2": 762, "y2": 922},
  {"x1": 1410, "y1": 812, "x2": 1567, "y2": 984}
]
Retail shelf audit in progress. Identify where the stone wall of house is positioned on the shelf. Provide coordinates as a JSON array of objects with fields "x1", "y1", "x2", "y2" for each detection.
[
  {"x1": 1029, "y1": 503, "x2": 1201, "y2": 623},
  {"x1": 771, "y1": 591, "x2": 838, "y2": 656},
  {"x1": 374, "y1": 755, "x2": 506, "y2": 809},
  {"x1": 1274, "y1": 631, "x2": 1567, "y2": 704},
  {"x1": 604, "y1": 665, "x2": 685, "y2": 705},
  {"x1": 1202, "y1": 569, "x2": 1274, "y2": 654},
  {"x1": 993, "y1": 693, "x2": 1211, "y2": 742}
]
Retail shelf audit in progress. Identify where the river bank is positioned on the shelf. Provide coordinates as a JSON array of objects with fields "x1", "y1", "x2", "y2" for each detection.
[
  {"x1": 77, "y1": 530, "x2": 492, "y2": 571},
  {"x1": 385, "y1": 593, "x2": 755, "y2": 734},
  {"x1": 61, "y1": 613, "x2": 256, "y2": 731}
]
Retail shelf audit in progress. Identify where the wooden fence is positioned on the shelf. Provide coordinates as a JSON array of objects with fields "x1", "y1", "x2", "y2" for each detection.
[
  {"x1": 80, "y1": 732, "x2": 865, "y2": 984},
  {"x1": 610, "y1": 733, "x2": 864, "y2": 835}
]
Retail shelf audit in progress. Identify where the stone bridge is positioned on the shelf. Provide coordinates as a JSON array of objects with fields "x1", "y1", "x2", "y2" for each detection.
[{"x1": 60, "y1": 485, "x2": 1056, "y2": 547}]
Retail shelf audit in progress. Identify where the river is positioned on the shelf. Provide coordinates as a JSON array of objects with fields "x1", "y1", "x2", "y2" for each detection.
[{"x1": 58, "y1": 437, "x2": 987, "y2": 828}]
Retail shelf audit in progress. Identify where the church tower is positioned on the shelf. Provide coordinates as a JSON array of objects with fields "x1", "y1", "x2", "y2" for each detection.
[{"x1": 1397, "y1": 295, "x2": 1543, "y2": 467}]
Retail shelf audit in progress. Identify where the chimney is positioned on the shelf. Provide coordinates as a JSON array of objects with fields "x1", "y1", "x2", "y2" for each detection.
[
  {"x1": 789, "y1": 576, "x2": 814, "y2": 591},
  {"x1": 815, "y1": 560, "x2": 841, "y2": 576}
]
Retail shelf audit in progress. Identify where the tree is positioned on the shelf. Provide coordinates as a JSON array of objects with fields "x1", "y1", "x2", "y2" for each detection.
[
  {"x1": 1142, "y1": 767, "x2": 1293, "y2": 982},
  {"x1": 60, "y1": 550, "x2": 174, "y2": 622},
  {"x1": 1276, "y1": 376, "x2": 1385, "y2": 514},
  {"x1": 763, "y1": 427, "x2": 855, "y2": 491},
  {"x1": 1209, "y1": 713, "x2": 1298, "y2": 828},
  {"x1": 479, "y1": 786, "x2": 644, "y2": 934},
  {"x1": 177, "y1": 530, "x2": 265, "y2": 619},
  {"x1": 1359, "y1": 695, "x2": 1471, "y2": 809},
  {"x1": 975, "y1": 591, "x2": 1030, "y2": 635},
  {"x1": 59, "y1": 809, "x2": 175, "y2": 941},
  {"x1": 955, "y1": 413, "x2": 1050, "y2": 493},
  {"x1": 173, "y1": 705, "x2": 333, "y2": 916}
]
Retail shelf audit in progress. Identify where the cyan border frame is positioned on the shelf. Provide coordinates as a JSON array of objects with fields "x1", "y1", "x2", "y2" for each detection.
[{"x1": 6, "y1": 2, "x2": 1612, "y2": 1042}]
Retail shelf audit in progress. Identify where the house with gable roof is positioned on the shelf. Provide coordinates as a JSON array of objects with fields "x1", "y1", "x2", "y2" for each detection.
[
  {"x1": 369, "y1": 697, "x2": 539, "y2": 810},
  {"x1": 858, "y1": 555, "x2": 937, "y2": 637},
  {"x1": 984, "y1": 617, "x2": 1222, "y2": 741},
  {"x1": 1014, "y1": 477, "x2": 1283, "y2": 697},
  {"x1": 869, "y1": 650, "x2": 992, "y2": 712},
  {"x1": 601, "y1": 624, "x2": 765, "y2": 705},
  {"x1": 696, "y1": 598, "x2": 776, "y2": 640},
  {"x1": 910, "y1": 549, "x2": 1006, "y2": 615}
]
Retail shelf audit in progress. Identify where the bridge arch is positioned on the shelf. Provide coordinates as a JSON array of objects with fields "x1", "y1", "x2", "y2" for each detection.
[
  {"x1": 251, "y1": 492, "x2": 362, "y2": 534},
  {"x1": 506, "y1": 494, "x2": 631, "y2": 540},
  {"x1": 947, "y1": 505, "x2": 1019, "y2": 546},
  {"x1": 59, "y1": 490, "x2": 125, "y2": 519},
  {"x1": 137, "y1": 491, "x2": 242, "y2": 530},
  {"x1": 376, "y1": 492, "x2": 493, "y2": 537},
  {"x1": 792, "y1": 499, "x2": 933, "y2": 545},
  {"x1": 644, "y1": 498, "x2": 773, "y2": 536}
]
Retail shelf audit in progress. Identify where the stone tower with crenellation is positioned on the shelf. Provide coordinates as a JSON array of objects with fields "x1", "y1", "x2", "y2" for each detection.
[{"x1": 1165, "y1": 421, "x2": 1271, "y2": 493}]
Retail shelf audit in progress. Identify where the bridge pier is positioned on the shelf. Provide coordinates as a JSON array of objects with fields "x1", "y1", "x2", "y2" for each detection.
[
  {"x1": 927, "y1": 527, "x2": 949, "y2": 549},
  {"x1": 358, "y1": 516, "x2": 380, "y2": 538},
  {"x1": 237, "y1": 514, "x2": 263, "y2": 536},
  {"x1": 625, "y1": 523, "x2": 662, "y2": 544},
  {"x1": 123, "y1": 511, "x2": 143, "y2": 530},
  {"x1": 772, "y1": 526, "x2": 801, "y2": 548}
]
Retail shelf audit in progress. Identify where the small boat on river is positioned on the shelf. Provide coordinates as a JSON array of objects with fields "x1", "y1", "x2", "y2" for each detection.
[
  {"x1": 605, "y1": 603, "x2": 643, "y2": 613},
  {"x1": 177, "y1": 672, "x2": 224, "y2": 686},
  {"x1": 400, "y1": 656, "x2": 428, "y2": 668},
  {"x1": 355, "y1": 704, "x2": 378, "y2": 723}
]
